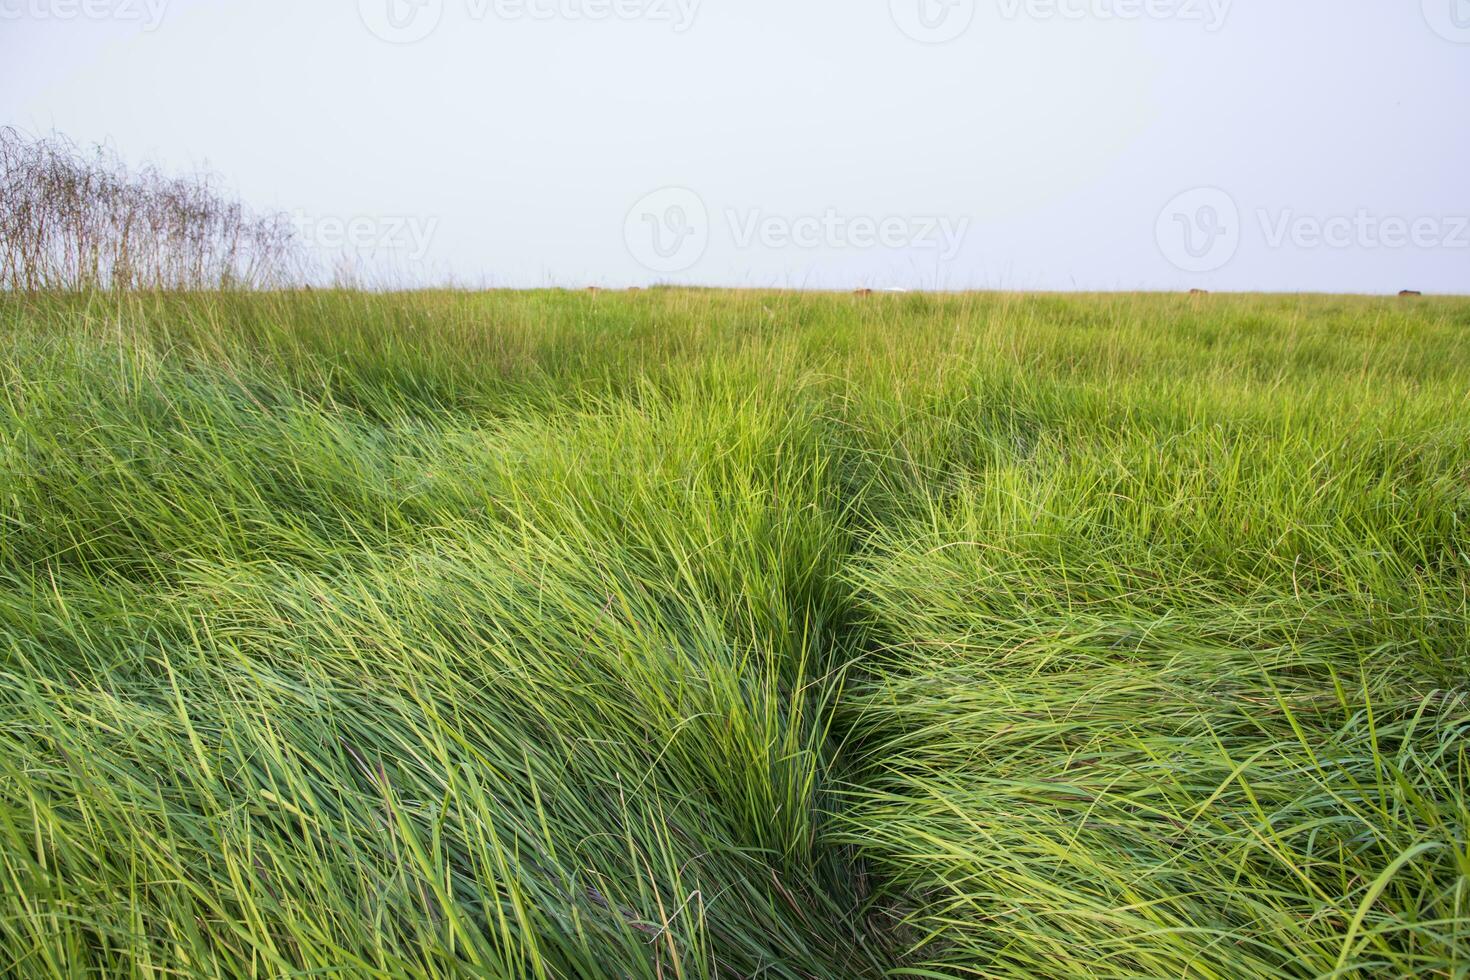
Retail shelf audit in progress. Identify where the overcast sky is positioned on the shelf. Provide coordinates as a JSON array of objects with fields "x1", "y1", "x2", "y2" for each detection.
[{"x1": 3, "y1": 0, "x2": 1468, "y2": 292}]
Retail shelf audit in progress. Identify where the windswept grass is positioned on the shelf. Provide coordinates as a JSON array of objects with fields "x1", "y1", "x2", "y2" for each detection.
[{"x1": 1, "y1": 288, "x2": 1467, "y2": 977}]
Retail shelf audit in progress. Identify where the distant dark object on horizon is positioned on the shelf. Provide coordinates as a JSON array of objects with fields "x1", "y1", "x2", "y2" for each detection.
[
  {"x1": 853, "y1": 288, "x2": 874, "y2": 297},
  {"x1": 1189, "y1": 289, "x2": 1210, "y2": 295},
  {"x1": 1399, "y1": 290, "x2": 1423, "y2": 297}
]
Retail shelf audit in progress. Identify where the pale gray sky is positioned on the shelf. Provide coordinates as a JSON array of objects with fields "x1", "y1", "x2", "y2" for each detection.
[{"x1": 3, "y1": 0, "x2": 1468, "y2": 292}]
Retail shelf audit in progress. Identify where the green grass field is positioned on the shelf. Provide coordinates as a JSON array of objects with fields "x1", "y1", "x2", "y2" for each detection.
[{"x1": 2, "y1": 289, "x2": 1467, "y2": 978}]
